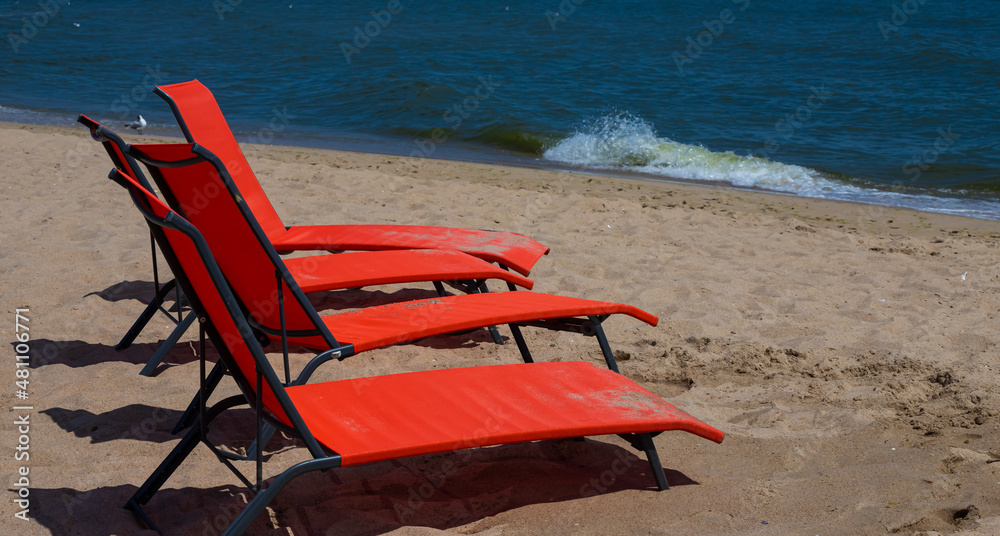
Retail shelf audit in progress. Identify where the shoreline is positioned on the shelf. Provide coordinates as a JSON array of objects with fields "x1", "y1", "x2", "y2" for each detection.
[
  {"x1": 4, "y1": 113, "x2": 1000, "y2": 223},
  {"x1": 3, "y1": 119, "x2": 1000, "y2": 535},
  {"x1": 7, "y1": 117, "x2": 999, "y2": 247}
]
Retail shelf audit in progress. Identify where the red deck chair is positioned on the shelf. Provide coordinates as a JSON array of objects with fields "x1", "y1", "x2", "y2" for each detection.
[
  {"x1": 110, "y1": 169, "x2": 724, "y2": 535},
  {"x1": 155, "y1": 79, "x2": 550, "y2": 277},
  {"x1": 78, "y1": 114, "x2": 195, "y2": 374},
  {"x1": 80, "y1": 116, "x2": 533, "y2": 375},
  {"x1": 127, "y1": 141, "x2": 656, "y2": 369},
  {"x1": 127, "y1": 142, "x2": 659, "y2": 444}
]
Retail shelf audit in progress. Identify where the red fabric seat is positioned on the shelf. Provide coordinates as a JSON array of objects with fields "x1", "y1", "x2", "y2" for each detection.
[
  {"x1": 290, "y1": 361, "x2": 723, "y2": 466},
  {"x1": 275, "y1": 224, "x2": 547, "y2": 276},
  {"x1": 284, "y1": 248, "x2": 532, "y2": 293},
  {"x1": 290, "y1": 290, "x2": 656, "y2": 352}
]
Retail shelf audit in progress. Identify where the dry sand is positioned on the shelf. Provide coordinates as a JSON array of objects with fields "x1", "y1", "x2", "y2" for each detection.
[{"x1": 1, "y1": 120, "x2": 999, "y2": 535}]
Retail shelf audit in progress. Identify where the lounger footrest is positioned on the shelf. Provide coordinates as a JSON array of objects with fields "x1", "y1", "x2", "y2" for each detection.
[
  {"x1": 285, "y1": 248, "x2": 533, "y2": 292},
  {"x1": 289, "y1": 291, "x2": 659, "y2": 352},
  {"x1": 276, "y1": 224, "x2": 549, "y2": 276}
]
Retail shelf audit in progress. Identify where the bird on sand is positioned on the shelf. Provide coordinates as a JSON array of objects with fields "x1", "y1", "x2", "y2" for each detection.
[{"x1": 125, "y1": 115, "x2": 147, "y2": 134}]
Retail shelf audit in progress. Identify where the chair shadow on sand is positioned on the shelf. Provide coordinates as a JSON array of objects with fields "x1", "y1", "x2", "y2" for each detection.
[
  {"x1": 31, "y1": 276, "x2": 518, "y2": 377},
  {"x1": 40, "y1": 403, "x2": 300, "y2": 465},
  {"x1": 84, "y1": 279, "x2": 181, "y2": 306},
  {"x1": 41, "y1": 405, "x2": 185, "y2": 445},
  {"x1": 23, "y1": 339, "x2": 200, "y2": 372},
  {"x1": 30, "y1": 439, "x2": 698, "y2": 535},
  {"x1": 87, "y1": 279, "x2": 486, "y2": 313},
  {"x1": 82, "y1": 281, "x2": 514, "y2": 369},
  {"x1": 27, "y1": 319, "x2": 510, "y2": 381}
]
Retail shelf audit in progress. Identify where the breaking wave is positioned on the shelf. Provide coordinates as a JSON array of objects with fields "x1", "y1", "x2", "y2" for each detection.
[{"x1": 542, "y1": 113, "x2": 1000, "y2": 220}]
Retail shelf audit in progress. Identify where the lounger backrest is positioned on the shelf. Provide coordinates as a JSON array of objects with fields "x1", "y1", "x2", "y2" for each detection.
[
  {"x1": 109, "y1": 168, "x2": 314, "y2": 437},
  {"x1": 154, "y1": 80, "x2": 288, "y2": 239},
  {"x1": 127, "y1": 142, "x2": 338, "y2": 350},
  {"x1": 77, "y1": 115, "x2": 156, "y2": 191}
]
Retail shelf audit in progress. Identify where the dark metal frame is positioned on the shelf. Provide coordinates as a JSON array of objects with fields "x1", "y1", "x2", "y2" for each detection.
[
  {"x1": 77, "y1": 115, "x2": 194, "y2": 376},
  {"x1": 111, "y1": 168, "x2": 670, "y2": 536},
  {"x1": 112, "y1": 170, "x2": 340, "y2": 534}
]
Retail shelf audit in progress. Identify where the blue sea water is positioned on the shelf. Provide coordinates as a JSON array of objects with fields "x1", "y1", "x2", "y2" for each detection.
[{"x1": 2, "y1": 0, "x2": 999, "y2": 218}]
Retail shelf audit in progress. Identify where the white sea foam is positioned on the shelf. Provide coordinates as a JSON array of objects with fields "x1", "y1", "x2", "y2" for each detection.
[{"x1": 543, "y1": 113, "x2": 1000, "y2": 220}]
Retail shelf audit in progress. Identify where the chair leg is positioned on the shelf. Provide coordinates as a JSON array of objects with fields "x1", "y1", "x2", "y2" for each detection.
[
  {"x1": 139, "y1": 313, "x2": 197, "y2": 377},
  {"x1": 436, "y1": 279, "x2": 505, "y2": 345},
  {"x1": 221, "y1": 457, "x2": 341, "y2": 536},
  {"x1": 243, "y1": 424, "x2": 276, "y2": 460},
  {"x1": 473, "y1": 280, "x2": 504, "y2": 345},
  {"x1": 589, "y1": 317, "x2": 619, "y2": 373},
  {"x1": 172, "y1": 360, "x2": 227, "y2": 434},
  {"x1": 509, "y1": 325, "x2": 533, "y2": 363},
  {"x1": 432, "y1": 281, "x2": 447, "y2": 296},
  {"x1": 127, "y1": 423, "x2": 203, "y2": 512},
  {"x1": 638, "y1": 433, "x2": 669, "y2": 491},
  {"x1": 116, "y1": 279, "x2": 178, "y2": 351},
  {"x1": 498, "y1": 264, "x2": 519, "y2": 292},
  {"x1": 486, "y1": 325, "x2": 504, "y2": 345},
  {"x1": 126, "y1": 395, "x2": 248, "y2": 529}
]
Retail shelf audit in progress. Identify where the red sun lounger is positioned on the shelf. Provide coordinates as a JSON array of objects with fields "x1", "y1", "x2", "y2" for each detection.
[
  {"x1": 155, "y1": 79, "x2": 549, "y2": 276},
  {"x1": 125, "y1": 142, "x2": 657, "y2": 373},
  {"x1": 109, "y1": 169, "x2": 724, "y2": 535},
  {"x1": 80, "y1": 116, "x2": 533, "y2": 375},
  {"x1": 123, "y1": 142, "x2": 658, "y2": 443}
]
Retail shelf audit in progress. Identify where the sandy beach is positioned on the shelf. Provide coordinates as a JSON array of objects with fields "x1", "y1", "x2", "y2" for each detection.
[{"x1": 1, "y1": 120, "x2": 998, "y2": 535}]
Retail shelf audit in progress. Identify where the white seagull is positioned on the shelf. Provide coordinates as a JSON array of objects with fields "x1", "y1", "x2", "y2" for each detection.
[{"x1": 125, "y1": 115, "x2": 147, "y2": 134}]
